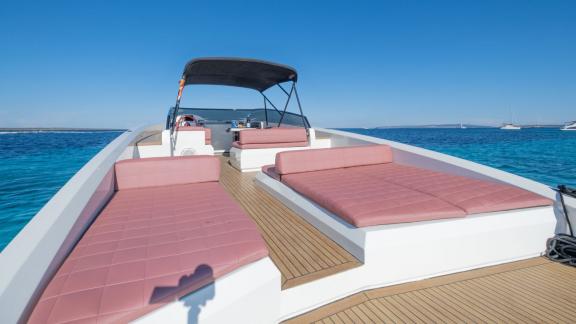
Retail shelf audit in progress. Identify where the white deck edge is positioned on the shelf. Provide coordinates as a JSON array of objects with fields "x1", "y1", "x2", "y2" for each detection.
[{"x1": 0, "y1": 124, "x2": 160, "y2": 324}]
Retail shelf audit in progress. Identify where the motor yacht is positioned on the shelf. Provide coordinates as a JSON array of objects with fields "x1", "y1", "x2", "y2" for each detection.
[
  {"x1": 561, "y1": 121, "x2": 576, "y2": 131},
  {"x1": 500, "y1": 123, "x2": 522, "y2": 130},
  {"x1": 1, "y1": 57, "x2": 575, "y2": 324}
]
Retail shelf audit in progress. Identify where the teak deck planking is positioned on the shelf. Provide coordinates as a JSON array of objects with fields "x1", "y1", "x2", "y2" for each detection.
[
  {"x1": 218, "y1": 156, "x2": 361, "y2": 289},
  {"x1": 285, "y1": 257, "x2": 576, "y2": 323}
]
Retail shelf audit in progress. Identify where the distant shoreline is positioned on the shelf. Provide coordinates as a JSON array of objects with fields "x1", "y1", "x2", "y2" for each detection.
[
  {"x1": 0, "y1": 127, "x2": 127, "y2": 132},
  {"x1": 1, "y1": 125, "x2": 566, "y2": 132},
  {"x1": 346, "y1": 124, "x2": 565, "y2": 129}
]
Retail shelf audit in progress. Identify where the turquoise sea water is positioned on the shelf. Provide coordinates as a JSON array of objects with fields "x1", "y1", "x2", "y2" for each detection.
[
  {"x1": 0, "y1": 131, "x2": 122, "y2": 251},
  {"x1": 0, "y1": 128, "x2": 575, "y2": 251},
  {"x1": 344, "y1": 128, "x2": 576, "y2": 188}
]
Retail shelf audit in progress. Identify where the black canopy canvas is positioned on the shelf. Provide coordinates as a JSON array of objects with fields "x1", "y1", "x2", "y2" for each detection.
[
  {"x1": 182, "y1": 57, "x2": 298, "y2": 92},
  {"x1": 170, "y1": 57, "x2": 307, "y2": 134}
]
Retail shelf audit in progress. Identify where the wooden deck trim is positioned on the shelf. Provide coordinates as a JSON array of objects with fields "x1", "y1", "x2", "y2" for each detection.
[
  {"x1": 285, "y1": 257, "x2": 576, "y2": 323},
  {"x1": 218, "y1": 156, "x2": 361, "y2": 289}
]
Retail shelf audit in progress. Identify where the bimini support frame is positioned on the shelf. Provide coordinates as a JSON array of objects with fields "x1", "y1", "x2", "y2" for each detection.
[
  {"x1": 168, "y1": 78, "x2": 186, "y2": 155},
  {"x1": 168, "y1": 57, "x2": 310, "y2": 152},
  {"x1": 171, "y1": 78, "x2": 185, "y2": 134},
  {"x1": 259, "y1": 81, "x2": 309, "y2": 131}
]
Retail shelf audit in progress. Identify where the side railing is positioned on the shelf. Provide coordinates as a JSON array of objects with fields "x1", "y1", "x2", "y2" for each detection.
[{"x1": 0, "y1": 124, "x2": 157, "y2": 324}]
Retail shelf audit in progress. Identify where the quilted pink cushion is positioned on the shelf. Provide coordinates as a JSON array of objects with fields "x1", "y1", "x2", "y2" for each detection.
[
  {"x1": 280, "y1": 161, "x2": 552, "y2": 227},
  {"x1": 238, "y1": 127, "x2": 307, "y2": 145},
  {"x1": 115, "y1": 156, "x2": 219, "y2": 190},
  {"x1": 275, "y1": 145, "x2": 393, "y2": 175},
  {"x1": 28, "y1": 182, "x2": 268, "y2": 324},
  {"x1": 352, "y1": 164, "x2": 553, "y2": 214},
  {"x1": 282, "y1": 168, "x2": 466, "y2": 227}
]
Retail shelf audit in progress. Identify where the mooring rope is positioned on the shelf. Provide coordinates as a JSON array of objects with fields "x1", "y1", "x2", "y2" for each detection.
[{"x1": 545, "y1": 185, "x2": 576, "y2": 266}]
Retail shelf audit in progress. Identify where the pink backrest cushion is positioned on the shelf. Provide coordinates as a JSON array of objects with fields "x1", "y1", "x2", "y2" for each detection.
[
  {"x1": 115, "y1": 156, "x2": 220, "y2": 190},
  {"x1": 275, "y1": 145, "x2": 393, "y2": 175},
  {"x1": 238, "y1": 127, "x2": 308, "y2": 145}
]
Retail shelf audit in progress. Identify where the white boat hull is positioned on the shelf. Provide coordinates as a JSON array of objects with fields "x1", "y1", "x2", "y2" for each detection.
[{"x1": 2, "y1": 125, "x2": 574, "y2": 324}]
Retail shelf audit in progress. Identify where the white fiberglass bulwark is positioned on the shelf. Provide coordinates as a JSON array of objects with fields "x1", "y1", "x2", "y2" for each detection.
[
  {"x1": 1, "y1": 126, "x2": 573, "y2": 324},
  {"x1": 0, "y1": 124, "x2": 160, "y2": 324}
]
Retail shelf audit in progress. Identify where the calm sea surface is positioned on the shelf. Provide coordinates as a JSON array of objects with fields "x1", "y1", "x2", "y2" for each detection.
[
  {"x1": 0, "y1": 131, "x2": 122, "y2": 251},
  {"x1": 0, "y1": 128, "x2": 575, "y2": 251}
]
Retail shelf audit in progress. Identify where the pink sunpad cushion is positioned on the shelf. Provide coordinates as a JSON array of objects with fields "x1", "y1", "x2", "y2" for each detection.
[
  {"x1": 351, "y1": 163, "x2": 553, "y2": 215},
  {"x1": 280, "y1": 162, "x2": 552, "y2": 227},
  {"x1": 282, "y1": 168, "x2": 466, "y2": 227},
  {"x1": 28, "y1": 182, "x2": 268, "y2": 324},
  {"x1": 275, "y1": 145, "x2": 551, "y2": 227}
]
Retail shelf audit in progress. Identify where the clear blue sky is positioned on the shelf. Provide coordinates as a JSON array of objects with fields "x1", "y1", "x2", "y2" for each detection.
[{"x1": 1, "y1": 0, "x2": 575, "y2": 128}]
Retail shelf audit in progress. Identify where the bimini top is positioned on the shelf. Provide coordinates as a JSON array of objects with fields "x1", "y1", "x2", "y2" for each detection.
[{"x1": 182, "y1": 57, "x2": 298, "y2": 92}]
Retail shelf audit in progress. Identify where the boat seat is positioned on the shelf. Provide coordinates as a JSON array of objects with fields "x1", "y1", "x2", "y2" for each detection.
[
  {"x1": 28, "y1": 156, "x2": 268, "y2": 324},
  {"x1": 268, "y1": 145, "x2": 553, "y2": 227},
  {"x1": 232, "y1": 127, "x2": 308, "y2": 149},
  {"x1": 176, "y1": 125, "x2": 211, "y2": 145}
]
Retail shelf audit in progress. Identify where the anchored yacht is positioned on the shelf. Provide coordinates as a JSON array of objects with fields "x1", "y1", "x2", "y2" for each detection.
[
  {"x1": 500, "y1": 123, "x2": 522, "y2": 130},
  {"x1": 1, "y1": 58, "x2": 575, "y2": 323},
  {"x1": 562, "y1": 121, "x2": 576, "y2": 131}
]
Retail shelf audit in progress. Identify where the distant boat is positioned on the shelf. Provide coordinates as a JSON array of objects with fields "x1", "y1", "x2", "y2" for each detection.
[
  {"x1": 500, "y1": 123, "x2": 521, "y2": 130},
  {"x1": 561, "y1": 121, "x2": 576, "y2": 131},
  {"x1": 460, "y1": 123, "x2": 467, "y2": 129},
  {"x1": 502, "y1": 105, "x2": 521, "y2": 130}
]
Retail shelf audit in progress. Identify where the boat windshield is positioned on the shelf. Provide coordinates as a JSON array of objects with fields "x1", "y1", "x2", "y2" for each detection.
[{"x1": 166, "y1": 107, "x2": 310, "y2": 129}]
